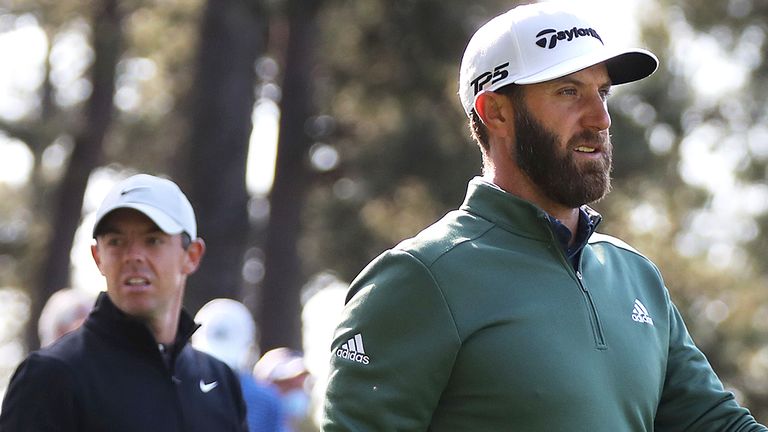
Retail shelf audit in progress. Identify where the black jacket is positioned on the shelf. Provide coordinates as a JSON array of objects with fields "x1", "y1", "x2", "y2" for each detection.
[{"x1": 0, "y1": 292, "x2": 248, "y2": 432}]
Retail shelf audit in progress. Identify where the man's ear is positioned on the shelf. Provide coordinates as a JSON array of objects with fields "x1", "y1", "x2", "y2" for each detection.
[
  {"x1": 183, "y1": 238, "x2": 206, "y2": 275},
  {"x1": 475, "y1": 91, "x2": 511, "y2": 135},
  {"x1": 91, "y1": 243, "x2": 105, "y2": 276}
]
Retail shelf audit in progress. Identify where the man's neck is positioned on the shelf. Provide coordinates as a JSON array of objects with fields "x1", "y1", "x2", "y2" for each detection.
[
  {"x1": 149, "y1": 310, "x2": 181, "y2": 345},
  {"x1": 544, "y1": 207, "x2": 580, "y2": 245},
  {"x1": 483, "y1": 172, "x2": 580, "y2": 239}
]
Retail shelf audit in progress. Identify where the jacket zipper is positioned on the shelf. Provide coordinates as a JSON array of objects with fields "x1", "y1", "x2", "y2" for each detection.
[
  {"x1": 159, "y1": 343, "x2": 184, "y2": 431},
  {"x1": 575, "y1": 269, "x2": 607, "y2": 350},
  {"x1": 546, "y1": 225, "x2": 607, "y2": 350}
]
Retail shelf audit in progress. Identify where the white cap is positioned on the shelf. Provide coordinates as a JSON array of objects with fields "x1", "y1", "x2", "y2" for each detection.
[
  {"x1": 458, "y1": 2, "x2": 658, "y2": 116},
  {"x1": 92, "y1": 174, "x2": 197, "y2": 239},
  {"x1": 192, "y1": 298, "x2": 257, "y2": 370},
  {"x1": 253, "y1": 347, "x2": 308, "y2": 382}
]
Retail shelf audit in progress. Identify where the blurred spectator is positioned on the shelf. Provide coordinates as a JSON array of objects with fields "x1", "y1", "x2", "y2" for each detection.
[
  {"x1": 38, "y1": 287, "x2": 96, "y2": 347},
  {"x1": 253, "y1": 348, "x2": 313, "y2": 432},
  {"x1": 300, "y1": 278, "x2": 347, "y2": 428},
  {"x1": 193, "y1": 298, "x2": 285, "y2": 432}
]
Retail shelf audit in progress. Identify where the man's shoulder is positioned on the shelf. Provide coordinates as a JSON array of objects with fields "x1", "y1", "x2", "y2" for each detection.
[
  {"x1": 588, "y1": 232, "x2": 643, "y2": 256},
  {"x1": 7, "y1": 344, "x2": 81, "y2": 392},
  {"x1": 33, "y1": 326, "x2": 91, "y2": 363},
  {"x1": 587, "y1": 232, "x2": 660, "y2": 270},
  {"x1": 394, "y1": 209, "x2": 494, "y2": 266},
  {"x1": 9, "y1": 328, "x2": 104, "y2": 388}
]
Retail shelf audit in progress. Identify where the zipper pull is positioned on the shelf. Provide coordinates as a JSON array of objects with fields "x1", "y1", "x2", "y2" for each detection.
[{"x1": 576, "y1": 271, "x2": 587, "y2": 291}]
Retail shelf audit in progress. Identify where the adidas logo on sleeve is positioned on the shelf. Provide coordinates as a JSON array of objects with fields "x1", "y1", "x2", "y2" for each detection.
[
  {"x1": 631, "y1": 299, "x2": 654, "y2": 326},
  {"x1": 335, "y1": 333, "x2": 370, "y2": 365}
]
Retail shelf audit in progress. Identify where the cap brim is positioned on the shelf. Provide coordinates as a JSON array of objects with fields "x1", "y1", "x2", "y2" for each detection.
[
  {"x1": 269, "y1": 358, "x2": 309, "y2": 381},
  {"x1": 92, "y1": 203, "x2": 185, "y2": 237},
  {"x1": 604, "y1": 50, "x2": 659, "y2": 85},
  {"x1": 515, "y1": 47, "x2": 658, "y2": 86}
]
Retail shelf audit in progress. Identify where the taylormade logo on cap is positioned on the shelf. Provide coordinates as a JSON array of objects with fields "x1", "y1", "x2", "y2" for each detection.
[
  {"x1": 458, "y1": 2, "x2": 658, "y2": 116},
  {"x1": 535, "y1": 26, "x2": 603, "y2": 49}
]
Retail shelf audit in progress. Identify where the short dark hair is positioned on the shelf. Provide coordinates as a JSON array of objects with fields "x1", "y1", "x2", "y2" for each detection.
[
  {"x1": 180, "y1": 232, "x2": 192, "y2": 250},
  {"x1": 468, "y1": 84, "x2": 524, "y2": 152},
  {"x1": 93, "y1": 210, "x2": 193, "y2": 250}
]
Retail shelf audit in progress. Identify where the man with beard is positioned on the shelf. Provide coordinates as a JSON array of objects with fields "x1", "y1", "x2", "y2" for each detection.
[{"x1": 322, "y1": 3, "x2": 767, "y2": 431}]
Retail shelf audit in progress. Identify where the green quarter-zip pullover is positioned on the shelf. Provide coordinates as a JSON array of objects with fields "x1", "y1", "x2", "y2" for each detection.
[{"x1": 323, "y1": 177, "x2": 765, "y2": 431}]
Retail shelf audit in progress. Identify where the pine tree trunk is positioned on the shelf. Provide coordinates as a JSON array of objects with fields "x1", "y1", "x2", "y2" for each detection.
[
  {"x1": 259, "y1": 0, "x2": 323, "y2": 351},
  {"x1": 181, "y1": 0, "x2": 267, "y2": 316}
]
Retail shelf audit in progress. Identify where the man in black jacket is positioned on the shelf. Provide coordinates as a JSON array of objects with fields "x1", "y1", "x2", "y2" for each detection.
[{"x1": 0, "y1": 173, "x2": 248, "y2": 432}]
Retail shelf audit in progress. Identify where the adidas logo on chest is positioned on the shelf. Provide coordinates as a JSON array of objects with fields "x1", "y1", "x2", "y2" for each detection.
[{"x1": 631, "y1": 299, "x2": 654, "y2": 326}]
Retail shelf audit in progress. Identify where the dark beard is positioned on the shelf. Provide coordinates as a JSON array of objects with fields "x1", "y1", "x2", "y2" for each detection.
[{"x1": 513, "y1": 102, "x2": 613, "y2": 208}]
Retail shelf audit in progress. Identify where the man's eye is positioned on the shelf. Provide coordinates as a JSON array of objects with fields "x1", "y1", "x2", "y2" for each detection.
[
  {"x1": 106, "y1": 237, "x2": 123, "y2": 247},
  {"x1": 147, "y1": 237, "x2": 163, "y2": 246}
]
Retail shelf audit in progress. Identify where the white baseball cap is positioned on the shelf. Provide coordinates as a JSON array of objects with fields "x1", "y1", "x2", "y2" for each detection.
[
  {"x1": 458, "y1": 2, "x2": 658, "y2": 116},
  {"x1": 192, "y1": 298, "x2": 257, "y2": 370},
  {"x1": 92, "y1": 174, "x2": 197, "y2": 239},
  {"x1": 253, "y1": 347, "x2": 308, "y2": 382}
]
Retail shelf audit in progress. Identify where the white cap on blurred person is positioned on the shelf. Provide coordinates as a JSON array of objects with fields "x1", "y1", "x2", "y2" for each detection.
[
  {"x1": 458, "y1": 2, "x2": 658, "y2": 116},
  {"x1": 253, "y1": 347, "x2": 308, "y2": 383},
  {"x1": 192, "y1": 298, "x2": 257, "y2": 370},
  {"x1": 92, "y1": 174, "x2": 197, "y2": 239}
]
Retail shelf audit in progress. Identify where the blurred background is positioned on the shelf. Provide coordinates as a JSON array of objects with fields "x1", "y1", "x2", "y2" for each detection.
[{"x1": 0, "y1": 0, "x2": 768, "y2": 424}]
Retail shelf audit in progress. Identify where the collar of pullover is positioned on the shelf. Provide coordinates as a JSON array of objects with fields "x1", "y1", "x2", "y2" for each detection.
[
  {"x1": 84, "y1": 292, "x2": 200, "y2": 365},
  {"x1": 460, "y1": 177, "x2": 602, "y2": 248}
]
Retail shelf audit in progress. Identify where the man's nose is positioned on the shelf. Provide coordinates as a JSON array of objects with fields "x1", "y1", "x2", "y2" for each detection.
[
  {"x1": 583, "y1": 93, "x2": 611, "y2": 132},
  {"x1": 123, "y1": 239, "x2": 146, "y2": 262}
]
